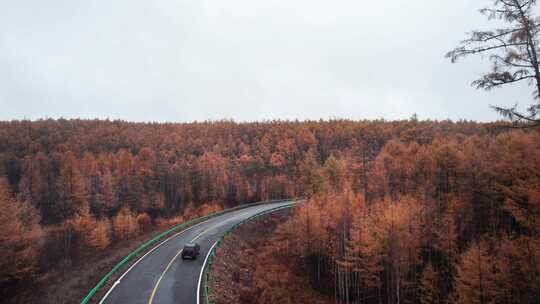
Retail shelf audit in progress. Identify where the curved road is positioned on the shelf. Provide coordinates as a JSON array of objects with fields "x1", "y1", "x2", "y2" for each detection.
[{"x1": 100, "y1": 201, "x2": 294, "y2": 304}]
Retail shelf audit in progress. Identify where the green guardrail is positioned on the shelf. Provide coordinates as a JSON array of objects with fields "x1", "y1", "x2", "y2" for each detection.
[
  {"x1": 202, "y1": 202, "x2": 297, "y2": 304},
  {"x1": 80, "y1": 199, "x2": 294, "y2": 304}
]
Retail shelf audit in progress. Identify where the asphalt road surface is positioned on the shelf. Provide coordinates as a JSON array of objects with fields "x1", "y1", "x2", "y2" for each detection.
[{"x1": 100, "y1": 201, "x2": 294, "y2": 304}]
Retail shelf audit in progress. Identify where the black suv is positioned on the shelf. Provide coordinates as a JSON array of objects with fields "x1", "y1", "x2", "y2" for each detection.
[{"x1": 181, "y1": 242, "x2": 200, "y2": 260}]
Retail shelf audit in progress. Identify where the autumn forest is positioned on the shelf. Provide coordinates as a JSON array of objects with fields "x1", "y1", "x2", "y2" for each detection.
[{"x1": 0, "y1": 119, "x2": 538, "y2": 303}]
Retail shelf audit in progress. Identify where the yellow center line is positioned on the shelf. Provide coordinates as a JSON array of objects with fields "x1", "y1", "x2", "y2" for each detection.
[
  {"x1": 147, "y1": 210, "x2": 252, "y2": 303},
  {"x1": 147, "y1": 249, "x2": 183, "y2": 304},
  {"x1": 190, "y1": 227, "x2": 211, "y2": 242},
  {"x1": 190, "y1": 211, "x2": 251, "y2": 242}
]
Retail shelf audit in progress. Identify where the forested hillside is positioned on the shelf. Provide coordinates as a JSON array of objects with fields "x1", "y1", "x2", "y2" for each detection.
[
  {"x1": 0, "y1": 118, "x2": 536, "y2": 303},
  {"x1": 248, "y1": 128, "x2": 540, "y2": 303}
]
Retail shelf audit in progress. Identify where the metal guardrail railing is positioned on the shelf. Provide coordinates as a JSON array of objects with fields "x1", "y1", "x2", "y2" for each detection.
[
  {"x1": 80, "y1": 199, "x2": 293, "y2": 304},
  {"x1": 202, "y1": 202, "x2": 297, "y2": 304}
]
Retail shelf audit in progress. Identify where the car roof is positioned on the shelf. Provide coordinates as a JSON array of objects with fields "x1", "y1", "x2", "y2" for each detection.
[{"x1": 185, "y1": 242, "x2": 198, "y2": 247}]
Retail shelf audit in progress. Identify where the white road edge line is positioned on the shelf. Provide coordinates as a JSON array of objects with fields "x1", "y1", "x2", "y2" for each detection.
[
  {"x1": 98, "y1": 220, "x2": 208, "y2": 304},
  {"x1": 99, "y1": 203, "x2": 287, "y2": 304},
  {"x1": 195, "y1": 203, "x2": 294, "y2": 304},
  {"x1": 190, "y1": 210, "x2": 253, "y2": 243},
  {"x1": 197, "y1": 240, "x2": 219, "y2": 304},
  {"x1": 148, "y1": 209, "x2": 254, "y2": 304}
]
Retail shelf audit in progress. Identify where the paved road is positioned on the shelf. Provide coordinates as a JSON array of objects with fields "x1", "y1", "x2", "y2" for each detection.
[{"x1": 100, "y1": 201, "x2": 294, "y2": 304}]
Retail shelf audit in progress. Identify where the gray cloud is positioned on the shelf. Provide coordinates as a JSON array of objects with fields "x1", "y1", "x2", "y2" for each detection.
[{"x1": 0, "y1": 0, "x2": 534, "y2": 122}]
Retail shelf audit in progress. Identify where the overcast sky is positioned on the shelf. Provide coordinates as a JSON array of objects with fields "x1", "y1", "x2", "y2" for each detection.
[{"x1": 0, "y1": 0, "x2": 534, "y2": 122}]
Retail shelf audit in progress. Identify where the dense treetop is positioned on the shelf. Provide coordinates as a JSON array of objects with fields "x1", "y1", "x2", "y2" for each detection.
[{"x1": 0, "y1": 118, "x2": 537, "y2": 303}]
